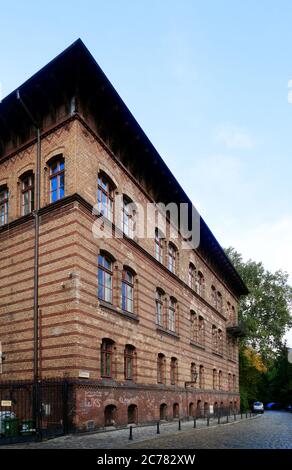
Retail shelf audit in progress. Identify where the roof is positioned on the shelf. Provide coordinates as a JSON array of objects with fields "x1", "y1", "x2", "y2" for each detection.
[{"x1": 0, "y1": 38, "x2": 249, "y2": 297}]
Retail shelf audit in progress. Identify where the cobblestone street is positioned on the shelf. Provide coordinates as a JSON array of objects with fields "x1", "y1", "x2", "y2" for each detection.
[{"x1": 3, "y1": 411, "x2": 292, "y2": 449}]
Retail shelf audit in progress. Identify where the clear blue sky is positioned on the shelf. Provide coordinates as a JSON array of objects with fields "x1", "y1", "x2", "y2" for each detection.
[{"x1": 1, "y1": 1, "x2": 292, "y2": 343}]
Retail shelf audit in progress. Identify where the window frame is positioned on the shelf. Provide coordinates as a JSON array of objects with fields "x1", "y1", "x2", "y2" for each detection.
[
  {"x1": 97, "y1": 173, "x2": 114, "y2": 222},
  {"x1": 155, "y1": 228, "x2": 164, "y2": 263},
  {"x1": 49, "y1": 157, "x2": 65, "y2": 203},
  {"x1": 0, "y1": 187, "x2": 9, "y2": 226},
  {"x1": 21, "y1": 173, "x2": 34, "y2": 216},
  {"x1": 122, "y1": 269, "x2": 134, "y2": 313},
  {"x1": 101, "y1": 339, "x2": 114, "y2": 378},
  {"x1": 98, "y1": 254, "x2": 113, "y2": 303},
  {"x1": 168, "y1": 243, "x2": 177, "y2": 273}
]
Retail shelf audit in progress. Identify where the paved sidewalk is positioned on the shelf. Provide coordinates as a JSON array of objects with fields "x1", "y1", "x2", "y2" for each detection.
[{"x1": 1, "y1": 413, "x2": 259, "y2": 449}]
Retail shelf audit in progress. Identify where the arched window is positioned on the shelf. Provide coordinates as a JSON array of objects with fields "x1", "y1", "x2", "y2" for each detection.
[
  {"x1": 173, "y1": 403, "x2": 179, "y2": 419},
  {"x1": 191, "y1": 362, "x2": 197, "y2": 383},
  {"x1": 199, "y1": 365, "x2": 204, "y2": 388},
  {"x1": 0, "y1": 186, "x2": 9, "y2": 226},
  {"x1": 168, "y1": 297, "x2": 176, "y2": 332},
  {"x1": 228, "y1": 373, "x2": 232, "y2": 391},
  {"x1": 98, "y1": 253, "x2": 113, "y2": 303},
  {"x1": 188, "y1": 263, "x2": 196, "y2": 290},
  {"x1": 213, "y1": 368, "x2": 217, "y2": 389},
  {"x1": 155, "y1": 228, "x2": 164, "y2": 263},
  {"x1": 198, "y1": 316, "x2": 205, "y2": 345},
  {"x1": 212, "y1": 325, "x2": 218, "y2": 353},
  {"x1": 233, "y1": 374, "x2": 236, "y2": 391},
  {"x1": 20, "y1": 172, "x2": 34, "y2": 215},
  {"x1": 156, "y1": 289, "x2": 164, "y2": 326},
  {"x1": 218, "y1": 329, "x2": 223, "y2": 355},
  {"x1": 196, "y1": 271, "x2": 205, "y2": 297},
  {"x1": 123, "y1": 196, "x2": 135, "y2": 238},
  {"x1": 122, "y1": 268, "x2": 134, "y2": 313},
  {"x1": 128, "y1": 404, "x2": 138, "y2": 424},
  {"x1": 218, "y1": 370, "x2": 223, "y2": 390},
  {"x1": 190, "y1": 310, "x2": 198, "y2": 343},
  {"x1": 217, "y1": 291, "x2": 223, "y2": 312},
  {"x1": 157, "y1": 353, "x2": 165, "y2": 384},
  {"x1": 170, "y1": 357, "x2": 178, "y2": 385},
  {"x1": 101, "y1": 339, "x2": 114, "y2": 378},
  {"x1": 124, "y1": 345, "x2": 136, "y2": 380},
  {"x1": 211, "y1": 285, "x2": 217, "y2": 307},
  {"x1": 168, "y1": 243, "x2": 177, "y2": 273},
  {"x1": 97, "y1": 172, "x2": 114, "y2": 221},
  {"x1": 104, "y1": 404, "x2": 117, "y2": 426},
  {"x1": 49, "y1": 156, "x2": 65, "y2": 202}
]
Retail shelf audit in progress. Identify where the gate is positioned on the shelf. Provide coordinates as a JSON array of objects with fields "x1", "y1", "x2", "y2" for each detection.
[{"x1": 0, "y1": 379, "x2": 70, "y2": 445}]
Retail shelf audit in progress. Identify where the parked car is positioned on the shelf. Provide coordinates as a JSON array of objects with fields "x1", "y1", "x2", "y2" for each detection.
[
  {"x1": 252, "y1": 401, "x2": 264, "y2": 413},
  {"x1": 265, "y1": 402, "x2": 282, "y2": 410},
  {"x1": 0, "y1": 411, "x2": 16, "y2": 436}
]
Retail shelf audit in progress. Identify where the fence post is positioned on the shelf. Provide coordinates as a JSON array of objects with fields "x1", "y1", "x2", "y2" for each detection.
[
  {"x1": 157, "y1": 422, "x2": 160, "y2": 434},
  {"x1": 129, "y1": 426, "x2": 133, "y2": 441}
]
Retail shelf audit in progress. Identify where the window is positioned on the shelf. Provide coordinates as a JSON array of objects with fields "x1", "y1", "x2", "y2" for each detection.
[
  {"x1": 122, "y1": 269, "x2": 134, "y2": 313},
  {"x1": 157, "y1": 353, "x2": 165, "y2": 384},
  {"x1": 217, "y1": 292, "x2": 223, "y2": 312},
  {"x1": 123, "y1": 196, "x2": 135, "y2": 238},
  {"x1": 97, "y1": 173, "x2": 114, "y2": 221},
  {"x1": 233, "y1": 374, "x2": 236, "y2": 391},
  {"x1": 212, "y1": 325, "x2": 218, "y2": 353},
  {"x1": 213, "y1": 369, "x2": 217, "y2": 389},
  {"x1": 198, "y1": 316, "x2": 205, "y2": 345},
  {"x1": 124, "y1": 345, "x2": 135, "y2": 380},
  {"x1": 168, "y1": 297, "x2": 176, "y2": 332},
  {"x1": 156, "y1": 289, "x2": 164, "y2": 326},
  {"x1": 168, "y1": 243, "x2": 177, "y2": 273},
  {"x1": 170, "y1": 357, "x2": 178, "y2": 385},
  {"x1": 101, "y1": 339, "x2": 114, "y2": 378},
  {"x1": 231, "y1": 306, "x2": 236, "y2": 325},
  {"x1": 191, "y1": 363, "x2": 197, "y2": 383},
  {"x1": 189, "y1": 263, "x2": 196, "y2": 289},
  {"x1": 155, "y1": 228, "x2": 164, "y2": 263},
  {"x1": 211, "y1": 285, "x2": 217, "y2": 307},
  {"x1": 190, "y1": 310, "x2": 198, "y2": 343},
  {"x1": 21, "y1": 173, "x2": 34, "y2": 215},
  {"x1": 196, "y1": 271, "x2": 205, "y2": 297},
  {"x1": 228, "y1": 373, "x2": 232, "y2": 391},
  {"x1": 218, "y1": 329, "x2": 223, "y2": 355},
  {"x1": 0, "y1": 187, "x2": 8, "y2": 226},
  {"x1": 49, "y1": 157, "x2": 64, "y2": 202},
  {"x1": 218, "y1": 370, "x2": 223, "y2": 390},
  {"x1": 199, "y1": 365, "x2": 204, "y2": 388},
  {"x1": 98, "y1": 254, "x2": 113, "y2": 303}
]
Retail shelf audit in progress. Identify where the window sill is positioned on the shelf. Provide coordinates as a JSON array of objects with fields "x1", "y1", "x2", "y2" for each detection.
[
  {"x1": 212, "y1": 351, "x2": 224, "y2": 358},
  {"x1": 156, "y1": 325, "x2": 180, "y2": 339},
  {"x1": 99, "y1": 300, "x2": 139, "y2": 322},
  {"x1": 190, "y1": 340, "x2": 205, "y2": 350},
  {"x1": 228, "y1": 358, "x2": 237, "y2": 364}
]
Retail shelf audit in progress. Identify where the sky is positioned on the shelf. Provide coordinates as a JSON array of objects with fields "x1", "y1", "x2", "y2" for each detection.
[{"x1": 0, "y1": 0, "x2": 291, "y2": 344}]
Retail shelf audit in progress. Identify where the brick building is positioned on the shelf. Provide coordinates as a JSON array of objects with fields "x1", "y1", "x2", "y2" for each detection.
[{"x1": 0, "y1": 40, "x2": 248, "y2": 431}]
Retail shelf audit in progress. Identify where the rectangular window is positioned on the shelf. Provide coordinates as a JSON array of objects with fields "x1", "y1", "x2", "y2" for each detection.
[
  {"x1": 156, "y1": 290, "x2": 163, "y2": 326},
  {"x1": 21, "y1": 174, "x2": 34, "y2": 216},
  {"x1": 50, "y1": 159, "x2": 65, "y2": 202},
  {"x1": 0, "y1": 188, "x2": 8, "y2": 226},
  {"x1": 168, "y1": 299, "x2": 176, "y2": 332}
]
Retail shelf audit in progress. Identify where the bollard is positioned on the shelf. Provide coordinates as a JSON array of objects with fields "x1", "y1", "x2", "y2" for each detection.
[
  {"x1": 129, "y1": 426, "x2": 133, "y2": 441},
  {"x1": 207, "y1": 416, "x2": 210, "y2": 426},
  {"x1": 226, "y1": 414, "x2": 229, "y2": 423},
  {"x1": 241, "y1": 412, "x2": 243, "y2": 419},
  {"x1": 234, "y1": 413, "x2": 236, "y2": 421},
  {"x1": 178, "y1": 419, "x2": 181, "y2": 431},
  {"x1": 246, "y1": 412, "x2": 248, "y2": 419},
  {"x1": 193, "y1": 417, "x2": 196, "y2": 428},
  {"x1": 218, "y1": 414, "x2": 220, "y2": 424},
  {"x1": 157, "y1": 422, "x2": 160, "y2": 434},
  {"x1": 250, "y1": 411, "x2": 252, "y2": 418}
]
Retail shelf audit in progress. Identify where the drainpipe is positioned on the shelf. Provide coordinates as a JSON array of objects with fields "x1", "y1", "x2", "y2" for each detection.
[{"x1": 16, "y1": 91, "x2": 41, "y2": 428}]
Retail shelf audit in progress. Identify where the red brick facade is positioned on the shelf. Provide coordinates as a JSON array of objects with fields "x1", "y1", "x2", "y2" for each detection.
[{"x1": 0, "y1": 41, "x2": 247, "y2": 430}]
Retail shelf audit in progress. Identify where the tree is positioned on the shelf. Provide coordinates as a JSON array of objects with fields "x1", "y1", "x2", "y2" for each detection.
[{"x1": 225, "y1": 247, "x2": 292, "y2": 360}]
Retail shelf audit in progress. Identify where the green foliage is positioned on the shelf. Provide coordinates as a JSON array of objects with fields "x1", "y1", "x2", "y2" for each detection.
[
  {"x1": 225, "y1": 247, "x2": 292, "y2": 360},
  {"x1": 225, "y1": 247, "x2": 292, "y2": 405}
]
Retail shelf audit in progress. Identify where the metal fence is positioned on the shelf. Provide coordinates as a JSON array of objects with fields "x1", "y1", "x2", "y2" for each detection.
[{"x1": 0, "y1": 379, "x2": 71, "y2": 445}]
